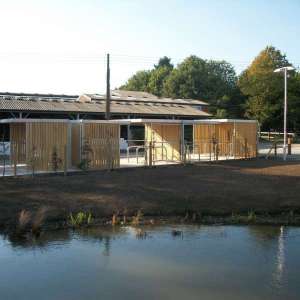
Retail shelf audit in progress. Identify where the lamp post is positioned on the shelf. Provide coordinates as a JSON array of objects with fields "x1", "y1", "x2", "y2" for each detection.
[{"x1": 274, "y1": 66, "x2": 294, "y2": 160}]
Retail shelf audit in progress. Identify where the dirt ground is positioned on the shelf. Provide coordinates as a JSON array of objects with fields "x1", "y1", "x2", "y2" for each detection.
[{"x1": 0, "y1": 159, "x2": 300, "y2": 227}]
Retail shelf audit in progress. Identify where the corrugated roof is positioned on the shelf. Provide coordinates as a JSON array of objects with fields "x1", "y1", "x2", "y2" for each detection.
[
  {"x1": 0, "y1": 98, "x2": 210, "y2": 117},
  {"x1": 85, "y1": 90, "x2": 209, "y2": 106},
  {"x1": 0, "y1": 90, "x2": 211, "y2": 117}
]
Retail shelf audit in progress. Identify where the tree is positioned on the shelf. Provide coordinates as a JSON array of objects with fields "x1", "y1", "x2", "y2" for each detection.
[
  {"x1": 238, "y1": 46, "x2": 298, "y2": 130},
  {"x1": 163, "y1": 56, "x2": 241, "y2": 115},
  {"x1": 154, "y1": 56, "x2": 173, "y2": 69},
  {"x1": 148, "y1": 57, "x2": 173, "y2": 96},
  {"x1": 120, "y1": 55, "x2": 246, "y2": 118},
  {"x1": 287, "y1": 72, "x2": 300, "y2": 132},
  {"x1": 120, "y1": 57, "x2": 173, "y2": 97},
  {"x1": 119, "y1": 70, "x2": 151, "y2": 92}
]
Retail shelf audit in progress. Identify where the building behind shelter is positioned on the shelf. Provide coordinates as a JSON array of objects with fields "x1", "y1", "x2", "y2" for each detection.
[{"x1": 0, "y1": 90, "x2": 210, "y2": 120}]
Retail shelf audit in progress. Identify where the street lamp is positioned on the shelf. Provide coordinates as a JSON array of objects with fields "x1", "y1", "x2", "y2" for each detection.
[{"x1": 274, "y1": 66, "x2": 294, "y2": 160}]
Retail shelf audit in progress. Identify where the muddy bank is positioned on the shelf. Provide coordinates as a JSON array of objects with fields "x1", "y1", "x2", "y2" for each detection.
[{"x1": 0, "y1": 159, "x2": 300, "y2": 232}]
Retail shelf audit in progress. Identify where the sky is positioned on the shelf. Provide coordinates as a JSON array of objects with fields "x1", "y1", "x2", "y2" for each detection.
[{"x1": 0, "y1": 0, "x2": 299, "y2": 95}]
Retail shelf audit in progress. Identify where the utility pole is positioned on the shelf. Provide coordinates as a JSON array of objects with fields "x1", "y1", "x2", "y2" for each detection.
[
  {"x1": 106, "y1": 53, "x2": 111, "y2": 120},
  {"x1": 274, "y1": 66, "x2": 294, "y2": 161}
]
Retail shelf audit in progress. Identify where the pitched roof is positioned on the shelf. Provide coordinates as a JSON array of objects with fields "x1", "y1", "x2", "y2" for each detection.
[
  {"x1": 83, "y1": 90, "x2": 209, "y2": 106},
  {"x1": 0, "y1": 91, "x2": 210, "y2": 117}
]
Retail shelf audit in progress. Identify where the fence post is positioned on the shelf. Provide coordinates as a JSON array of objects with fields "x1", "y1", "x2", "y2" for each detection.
[
  {"x1": 64, "y1": 145, "x2": 68, "y2": 176},
  {"x1": 288, "y1": 137, "x2": 292, "y2": 155},
  {"x1": 244, "y1": 138, "x2": 248, "y2": 159},
  {"x1": 215, "y1": 140, "x2": 219, "y2": 161},
  {"x1": 14, "y1": 160, "x2": 17, "y2": 177},
  {"x1": 1, "y1": 138, "x2": 6, "y2": 177},
  {"x1": 274, "y1": 142, "x2": 277, "y2": 157},
  {"x1": 149, "y1": 141, "x2": 153, "y2": 167}
]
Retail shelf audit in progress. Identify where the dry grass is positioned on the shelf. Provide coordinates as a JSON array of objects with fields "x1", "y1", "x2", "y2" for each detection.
[
  {"x1": 18, "y1": 210, "x2": 31, "y2": 232},
  {"x1": 32, "y1": 206, "x2": 49, "y2": 234}
]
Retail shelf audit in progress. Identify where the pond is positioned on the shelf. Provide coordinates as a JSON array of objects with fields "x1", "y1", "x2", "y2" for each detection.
[{"x1": 0, "y1": 225, "x2": 299, "y2": 300}]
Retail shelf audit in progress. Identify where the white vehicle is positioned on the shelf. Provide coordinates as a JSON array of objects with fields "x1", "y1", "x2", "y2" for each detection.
[
  {"x1": 120, "y1": 138, "x2": 129, "y2": 151},
  {"x1": 0, "y1": 142, "x2": 10, "y2": 156}
]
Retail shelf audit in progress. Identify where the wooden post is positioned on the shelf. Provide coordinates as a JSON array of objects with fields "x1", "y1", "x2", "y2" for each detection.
[
  {"x1": 180, "y1": 123, "x2": 185, "y2": 163},
  {"x1": 244, "y1": 138, "x2": 248, "y2": 159},
  {"x1": 13, "y1": 142, "x2": 17, "y2": 177},
  {"x1": 274, "y1": 141, "x2": 277, "y2": 157},
  {"x1": 149, "y1": 141, "x2": 153, "y2": 167},
  {"x1": 233, "y1": 122, "x2": 236, "y2": 159},
  {"x1": 13, "y1": 159, "x2": 17, "y2": 177},
  {"x1": 64, "y1": 145, "x2": 68, "y2": 176},
  {"x1": 288, "y1": 137, "x2": 292, "y2": 155},
  {"x1": 215, "y1": 140, "x2": 219, "y2": 161}
]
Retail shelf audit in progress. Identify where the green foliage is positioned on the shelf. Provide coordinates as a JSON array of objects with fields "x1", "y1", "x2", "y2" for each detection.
[
  {"x1": 163, "y1": 56, "x2": 240, "y2": 115},
  {"x1": 239, "y1": 45, "x2": 300, "y2": 131},
  {"x1": 120, "y1": 47, "x2": 300, "y2": 129},
  {"x1": 120, "y1": 70, "x2": 151, "y2": 92},
  {"x1": 69, "y1": 212, "x2": 93, "y2": 227},
  {"x1": 120, "y1": 55, "x2": 243, "y2": 117},
  {"x1": 154, "y1": 56, "x2": 173, "y2": 69},
  {"x1": 148, "y1": 65, "x2": 173, "y2": 96},
  {"x1": 247, "y1": 210, "x2": 256, "y2": 222},
  {"x1": 120, "y1": 56, "x2": 173, "y2": 97}
]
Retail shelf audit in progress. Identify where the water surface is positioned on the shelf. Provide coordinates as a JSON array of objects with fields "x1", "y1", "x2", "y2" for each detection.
[{"x1": 0, "y1": 225, "x2": 299, "y2": 300}]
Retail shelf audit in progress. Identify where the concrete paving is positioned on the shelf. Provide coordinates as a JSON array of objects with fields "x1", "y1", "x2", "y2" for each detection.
[{"x1": 258, "y1": 142, "x2": 300, "y2": 160}]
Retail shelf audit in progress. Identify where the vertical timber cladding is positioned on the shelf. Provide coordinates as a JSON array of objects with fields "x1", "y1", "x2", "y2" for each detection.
[
  {"x1": 215, "y1": 123, "x2": 234, "y2": 156},
  {"x1": 26, "y1": 122, "x2": 69, "y2": 172},
  {"x1": 193, "y1": 124, "x2": 216, "y2": 155},
  {"x1": 82, "y1": 123, "x2": 120, "y2": 169},
  {"x1": 145, "y1": 123, "x2": 181, "y2": 161},
  {"x1": 71, "y1": 123, "x2": 81, "y2": 167},
  {"x1": 193, "y1": 121, "x2": 257, "y2": 159},
  {"x1": 234, "y1": 121, "x2": 258, "y2": 158},
  {"x1": 10, "y1": 123, "x2": 26, "y2": 164}
]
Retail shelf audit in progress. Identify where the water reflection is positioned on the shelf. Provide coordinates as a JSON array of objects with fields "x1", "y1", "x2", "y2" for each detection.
[
  {"x1": 274, "y1": 226, "x2": 285, "y2": 287},
  {"x1": 0, "y1": 225, "x2": 299, "y2": 300}
]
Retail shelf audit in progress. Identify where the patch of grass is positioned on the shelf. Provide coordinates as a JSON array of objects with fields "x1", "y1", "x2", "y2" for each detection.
[
  {"x1": 247, "y1": 210, "x2": 256, "y2": 222},
  {"x1": 69, "y1": 212, "x2": 93, "y2": 227}
]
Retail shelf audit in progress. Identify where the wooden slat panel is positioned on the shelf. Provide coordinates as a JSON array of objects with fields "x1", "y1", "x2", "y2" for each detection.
[
  {"x1": 145, "y1": 123, "x2": 181, "y2": 161},
  {"x1": 26, "y1": 122, "x2": 68, "y2": 172},
  {"x1": 194, "y1": 122, "x2": 257, "y2": 159},
  {"x1": 234, "y1": 122, "x2": 257, "y2": 158},
  {"x1": 71, "y1": 123, "x2": 81, "y2": 167},
  {"x1": 215, "y1": 123, "x2": 234, "y2": 156},
  {"x1": 82, "y1": 123, "x2": 120, "y2": 170},
  {"x1": 10, "y1": 123, "x2": 26, "y2": 164},
  {"x1": 193, "y1": 124, "x2": 215, "y2": 155}
]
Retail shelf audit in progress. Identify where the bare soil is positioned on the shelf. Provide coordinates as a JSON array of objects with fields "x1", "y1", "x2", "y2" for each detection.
[{"x1": 0, "y1": 159, "x2": 300, "y2": 228}]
